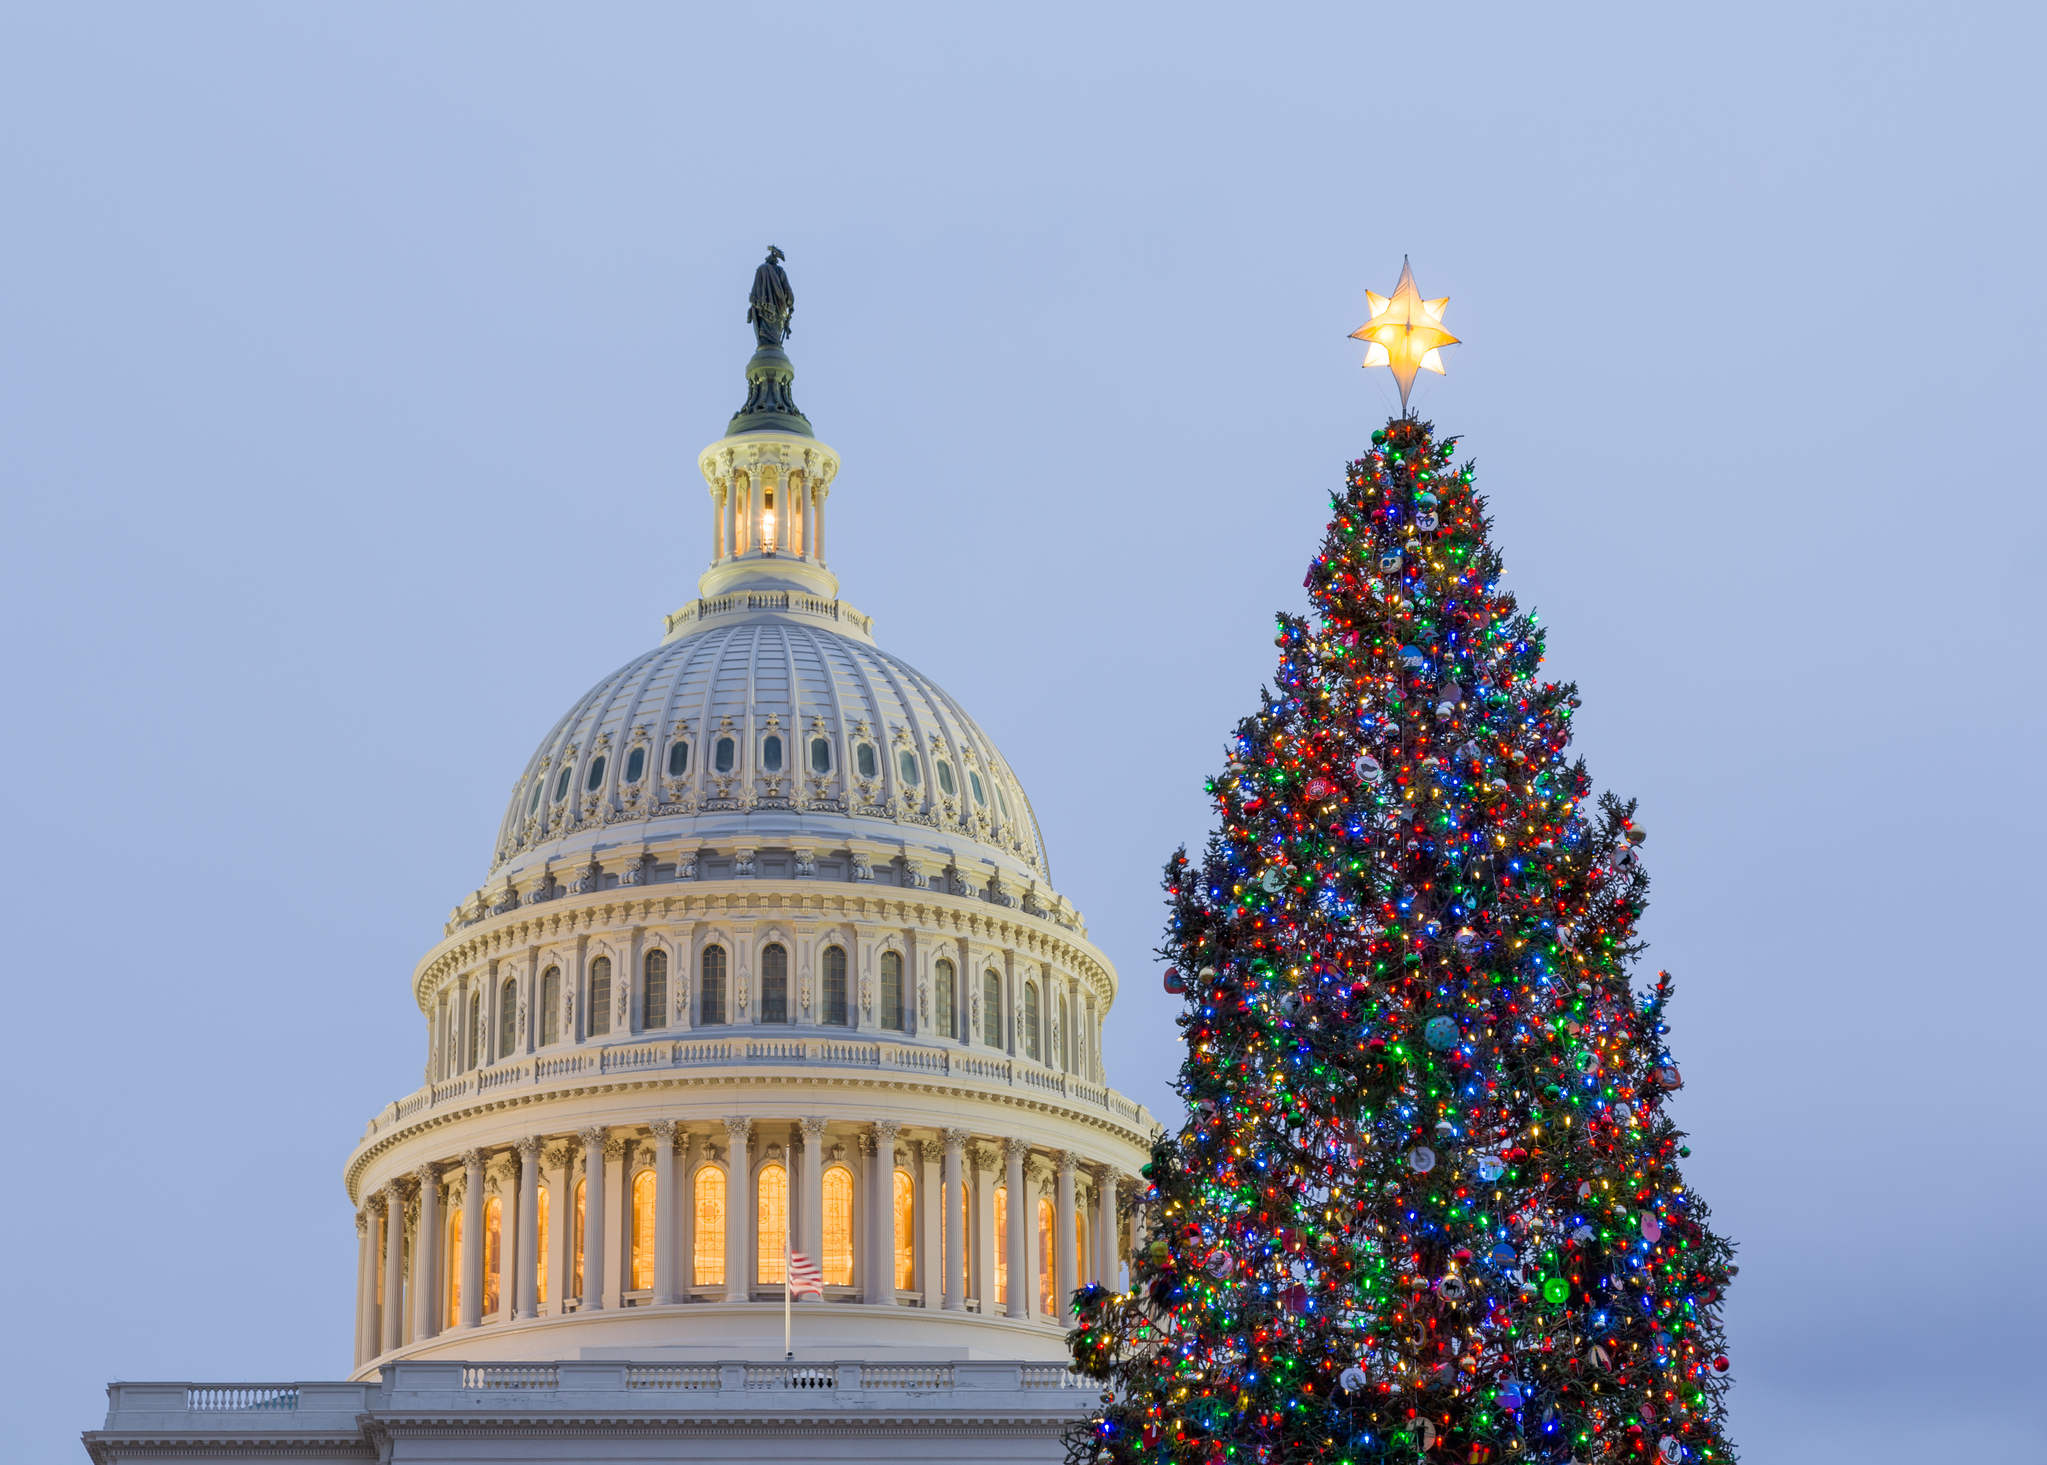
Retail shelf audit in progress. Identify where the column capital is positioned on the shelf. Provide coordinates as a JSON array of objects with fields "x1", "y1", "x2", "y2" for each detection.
[
  {"x1": 578, "y1": 1127, "x2": 608, "y2": 1151},
  {"x1": 461, "y1": 1147, "x2": 488, "y2": 1172},
  {"x1": 1003, "y1": 1136, "x2": 1033, "y2": 1163},
  {"x1": 942, "y1": 1127, "x2": 970, "y2": 1154},
  {"x1": 411, "y1": 1162, "x2": 440, "y2": 1189},
  {"x1": 650, "y1": 1118, "x2": 680, "y2": 1145},
  {"x1": 800, "y1": 1115, "x2": 830, "y2": 1140},
  {"x1": 367, "y1": 1192, "x2": 388, "y2": 1217},
  {"x1": 384, "y1": 1175, "x2": 411, "y2": 1199},
  {"x1": 1057, "y1": 1150, "x2": 1081, "y2": 1177},
  {"x1": 873, "y1": 1119, "x2": 904, "y2": 1144},
  {"x1": 515, "y1": 1136, "x2": 543, "y2": 1161},
  {"x1": 355, "y1": 1209, "x2": 370, "y2": 1237},
  {"x1": 723, "y1": 1116, "x2": 754, "y2": 1144}
]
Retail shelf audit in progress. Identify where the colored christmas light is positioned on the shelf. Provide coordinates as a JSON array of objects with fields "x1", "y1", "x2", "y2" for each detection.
[{"x1": 1067, "y1": 414, "x2": 1736, "y2": 1465}]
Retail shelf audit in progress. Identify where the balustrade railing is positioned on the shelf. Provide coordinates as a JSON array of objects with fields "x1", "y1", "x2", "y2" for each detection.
[
  {"x1": 462, "y1": 1364, "x2": 559, "y2": 1389},
  {"x1": 627, "y1": 1364, "x2": 721, "y2": 1390},
  {"x1": 186, "y1": 1387, "x2": 298, "y2": 1411}
]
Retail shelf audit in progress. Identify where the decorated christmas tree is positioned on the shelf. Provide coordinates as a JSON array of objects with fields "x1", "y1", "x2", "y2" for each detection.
[{"x1": 1070, "y1": 267, "x2": 1736, "y2": 1465}]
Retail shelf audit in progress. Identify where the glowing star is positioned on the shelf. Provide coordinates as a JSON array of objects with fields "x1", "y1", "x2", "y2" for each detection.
[{"x1": 1350, "y1": 257, "x2": 1459, "y2": 407}]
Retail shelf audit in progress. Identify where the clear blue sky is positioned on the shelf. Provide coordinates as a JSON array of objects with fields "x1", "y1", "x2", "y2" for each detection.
[{"x1": 3, "y1": 5, "x2": 2040, "y2": 1461}]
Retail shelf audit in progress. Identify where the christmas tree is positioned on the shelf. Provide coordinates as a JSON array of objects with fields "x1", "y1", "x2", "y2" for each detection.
[{"x1": 1070, "y1": 407, "x2": 1737, "y2": 1465}]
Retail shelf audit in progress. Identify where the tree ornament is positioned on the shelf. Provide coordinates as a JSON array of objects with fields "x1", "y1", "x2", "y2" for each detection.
[
  {"x1": 1162, "y1": 968, "x2": 1186, "y2": 995},
  {"x1": 1425, "y1": 1015, "x2": 1461, "y2": 1049},
  {"x1": 1408, "y1": 1146, "x2": 1437, "y2": 1173},
  {"x1": 1349, "y1": 258, "x2": 1459, "y2": 408},
  {"x1": 1658, "y1": 1437, "x2": 1684, "y2": 1464},
  {"x1": 1542, "y1": 1276, "x2": 1570, "y2": 1304},
  {"x1": 1354, "y1": 754, "x2": 1386, "y2": 784}
]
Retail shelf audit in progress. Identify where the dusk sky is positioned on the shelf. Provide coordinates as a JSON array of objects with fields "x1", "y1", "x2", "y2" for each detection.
[{"x1": 3, "y1": 6, "x2": 2041, "y2": 1462}]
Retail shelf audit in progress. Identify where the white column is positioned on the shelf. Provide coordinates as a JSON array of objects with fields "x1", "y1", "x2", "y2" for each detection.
[
  {"x1": 799, "y1": 1117, "x2": 827, "y2": 1264},
  {"x1": 513, "y1": 1140, "x2": 540, "y2": 1319},
  {"x1": 676, "y1": 1131, "x2": 698, "y2": 1298},
  {"x1": 578, "y1": 1129, "x2": 606, "y2": 1312},
  {"x1": 353, "y1": 1210, "x2": 374, "y2": 1368},
  {"x1": 1055, "y1": 1152, "x2": 1079, "y2": 1323},
  {"x1": 800, "y1": 476, "x2": 816, "y2": 560},
  {"x1": 651, "y1": 1120, "x2": 678, "y2": 1304},
  {"x1": 918, "y1": 1139, "x2": 941, "y2": 1309},
  {"x1": 813, "y1": 485, "x2": 827, "y2": 564},
  {"x1": 941, "y1": 1129, "x2": 966, "y2": 1310},
  {"x1": 1095, "y1": 1170, "x2": 1119, "y2": 1287},
  {"x1": 459, "y1": 1150, "x2": 485, "y2": 1328},
  {"x1": 412, "y1": 1164, "x2": 440, "y2": 1340},
  {"x1": 380, "y1": 1181, "x2": 405, "y2": 1353},
  {"x1": 723, "y1": 1117, "x2": 753, "y2": 1302},
  {"x1": 1003, "y1": 1138, "x2": 1029, "y2": 1319},
  {"x1": 866, "y1": 1122, "x2": 900, "y2": 1304},
  {"x1": 712, "y1": 485, "x2": 726, "y2": 562}
]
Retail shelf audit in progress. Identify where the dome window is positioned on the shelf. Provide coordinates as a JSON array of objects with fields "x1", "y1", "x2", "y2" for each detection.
[
  {"x1": 810, "y1": 737, "x2": 831, "y2": 774},
  {"x1": 822, "y1": 945, "x2": 848, "y2": 1026},
  {"x1": 898, "y1": 750, "x2": 921, "y2": 786},
  {"x1": 935, "y1": 761, "x2": 957, "y2": 798},
  {"x1": 585, "y1": 754, "x2": 606, "y2": 792},
  {"x1": 554, "y1": 766, "x2": 574, "y2": 803},
  {"x1": 668, "y1": 739, "x2": 689, "y2": 777},
  {"x1": 714, "y1": 737, "x2": 736, "y2": 774},
  {"x1": 983, "y1": 970, "x2": 1003, "y2": 1048},
  {"x1": 540, "y1": 967, "x2": 561, "y2": 1046},
  {"x1": 588, "y1": 956, "x2": 612, "y2": 1037},
  {"x1": 624, "y1": 747, "x2": 646, "y2": 784},
  {"x1": 855, "y1": 743, "x2": 877, "y2": 778},
  {"x1": 995, "y1": 781, "x2": 1012, "y2": 819},
  {"x1": 968, "y1": 771, "x2": 986, "y2": 807},
  {"x1": 700, "y1": 946, "x2": 727, "y2": 1026},
  {"x1": 935, "y1": 958, "x2": 956, "y2": 1040},
  {"x1": 761, "y1": 943, "x2": 789, "y2": 1023},
  {"x1": 880, "y1": 950, "x2": 904, "y2": 1032},
  {"x1": 528, "y1": 777, "x2": 545, "y2": 814},
  {"x1": 762, "y1": 735, "x2": 784, "y2": 773}
]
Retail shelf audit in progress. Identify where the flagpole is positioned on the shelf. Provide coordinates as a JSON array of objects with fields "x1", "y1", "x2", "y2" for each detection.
[{"x1": 785, "y1": 1245, "x2": 793, "y2": 1360}]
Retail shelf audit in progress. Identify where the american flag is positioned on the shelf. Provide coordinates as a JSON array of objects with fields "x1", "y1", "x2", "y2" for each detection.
[{"x1": 787, "y1": 1252, "x2": 823, "y2": 1300}]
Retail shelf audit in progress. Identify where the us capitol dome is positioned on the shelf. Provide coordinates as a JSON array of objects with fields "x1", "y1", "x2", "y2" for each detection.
[{"x1": 82, "y1": 255, "x2": 1156, "y2": 1465}]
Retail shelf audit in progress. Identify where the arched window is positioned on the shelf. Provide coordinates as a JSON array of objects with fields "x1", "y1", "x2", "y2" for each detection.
[
  {"x1": 1023, "y1": 982, "x2": 1041, "y2": 1062},
  {"x1": 984, "y1": 971, "x2": 1003, "y2": 1048},
  {"x1": 714, "y1": 737, "x2": 735, "y2": 774},
  {"x1": 465, "y1": 991, "x2": 480, "y2": 1069},
  {"x1": 993, "y1": 1185, "x2": 1009, "y2": 1304},
  {"x1": 898, "y1": 750, "x2": 921, "y2": 786},
  {"x1": 1037, "y1": 1197, "x2": 1055, "y2": 1314},
  {"x1": 540, "y1": 967, "x2": 561, "y2": 1046},
  {"x1": 855, "y1": 743, "x2": 877, "y2": 778},
  {"x1": 935, "y1": 959, "x2": 956, "y2": 1040},
  {"x1": 588, "y1": 957, "x2": 612, "y2": 1037},
  {"x1": 893, "y1": 1169, "x2": 915, "y2": 1290},
  {"x1": 585, "y1": 754, "x2": 606, "y2": 791},
  {"x1": 554, "y1": 765, "x2": 573, "y2": 803},
  {"x1": 572, "y1": 1178, "x2": 586, "y2": 1300},
  {"x1": 1059, "y1": 994, "x2": 1071, "y2": 1071},
  {"x1": 483, "y1": 1196, "x2": 503, "y2": 1317},
  {"x1": 499, "y1": 978, "x2": 518, "y2": 1058},
  {"x1": 624, "y1": 746, "x2": 646, "y2": 784},
  {"x1": 445, "y1": 1206, "x2": 463, "y2": 1323},
  {"x1": 810, "y1": 737, "x2": 831, "y2": 774},
  {"x1": 667, "y1": 739, "x2": 689, "y2": 777},
  {"x1": 700, "y1": 946, "x2": 727, "y2": 1026},
  {"x1": 762, "y1": 735, "x2": 783, "y2": 773},
  {"x1": 822, "y1": 1167, "x2": 855, "y2": 1286},
  {"x1": 936, "y1": 760, "x2": 957, "y2": 797},
  {"x1": 631, "y1": 1170, "x2": 657, "y2": 1292},
  {"x1": 822, "y1": 946, "x2": 847, "y2": 1026},
  {"x1": 643, "y1": 950, "x2": 668, "y2": 1030},
  {"x1": 694, "y1": 1167, "x2": 726, "y2": 1286},
  {"x1": 758, "y1": 1164, "x2": 788, "y2": 1285},
  {"x1": 880, "y1": 950, "x2": 904, "y2": 1031},
  {"x1": 760, "y1": 944, "x2": 788, "y2": 1023},
  {"x1": 536, "y1": 1185, "x2": 551, "y2": 1305},
  {"x1": 968, "y1": 770, "x2": 986, "y2": 806}
]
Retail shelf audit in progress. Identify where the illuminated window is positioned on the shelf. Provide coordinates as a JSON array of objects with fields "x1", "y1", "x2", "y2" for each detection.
[
  {"x1": 483, "y1": 1196, "x2": 503, "y2": 1317},
  {"x1": 632, "y1": 1170, "x2": 657, "y2": 1292},
  {"x1": 445, "y1": 1207, "x2": 462, "y2": 1323},
  {"x1": 935, "y1": 959, "x2": 956, "y2": 1040},
  {"x1": 759, "y1": 1164, "x2": 788, "y2": 1285},
  {"x1": 499, "y1": 978, "x2": 518, "y2": 1058},
  {"x1": 536, "y1": 1186, "x2": 550, "y2": 1305},
  {"x1": 822, "y1": 946, "x2": 848, "y2": 1026},
  {"x1": 984, "y1": 971, "x2": 1003, "y2": 1048},
  {"x1": 893, "y1": 1169, "x2": 915, "y2": 1290},
  {"x1": 643, "y1": 950, "x2": 668, "y2": 1030},
  {"x1": 823, "y1": 1167, "x2": 855, "y2": 1286},
  {"x1": 761, "y1": 943, "x2": 789, "y2": 1024},
  {"x1": 701, "y1": 946, "x2": 727, "y2": 1026},
  {"x1": 540, "y1": 967, "x2": 560, "y2": 1047},
  {"x1": 694, "y1": 1167, "x2": 726, "y2": 1286},
  {"x1": 993, "y1": 1185, "x2": 1009, "y2": 1304},
  {"x1": 1037, "y1": 1198, "x2": 1055, "y2": 1314},
  {"x1": 880, "y1": 950, "x2": 904, "y2": 1031},
  {"x1": 573, "y1": 1179, "x2": 586, "y2": 1299},
  {"x1": 589, "y1": 957, "x2": 612, "y2": 1037},
  {"x1": 1024, "y1": 982, "x2": 1040, "y2": 1061}
]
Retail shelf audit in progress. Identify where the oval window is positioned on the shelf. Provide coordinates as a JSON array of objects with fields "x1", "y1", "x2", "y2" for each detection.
[
  {"x1": 555, "y1": 766, "x2": 573, "y2": 803},
  {"x1": 969, "y1": 770, "x2": 986, "y2": 806},
  {"x1": 762, "y1": 735, "x2": 783, "y2": 772},
  {"x1": 936, "y1": 761, "x2": 957, "y2": 797},
  {"x1": 715, "y1": 737, "x2": 736, "y2": 774},
  {"x1": 811, "y1": 737, "x2": 831, "y2": 774},
  {"x1": 585, "y1": 754, "x2": 606, "y2": 791},
  {"x1": 898, "y1": 750, "x2": 921, "y2": 786},
  {"x1": 624, "y1": 747, "x2": 646, "y2": 784},
  {"x1": 668, "y1": 740, "x2": 689, "y2": 777},
  {"x1": 855, "y1": 743, "x2": 877, "y2": 778}
]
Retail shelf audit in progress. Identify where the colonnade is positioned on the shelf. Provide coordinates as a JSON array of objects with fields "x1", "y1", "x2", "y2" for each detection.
[
  {"x1": 353, "y1": 1117, "x2": 1130, "y2": 1369},
  {"x1": 710, "y1": 464, "x2": 827, "y2": 564}
]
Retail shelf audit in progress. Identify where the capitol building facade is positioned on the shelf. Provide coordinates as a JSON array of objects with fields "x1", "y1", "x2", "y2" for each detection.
[{"x1": 84, "y1": 261, "x2": 1156, "y2": 1465}]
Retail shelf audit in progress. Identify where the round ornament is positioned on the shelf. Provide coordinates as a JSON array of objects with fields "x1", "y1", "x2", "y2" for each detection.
[
  {"x1": 1305, "y1": 776, "x2": 1335, "y2": 801},
  {"x1": 1542, "y1": 1276, "x2": 1570, "y2": 1304},
  {"x1": 1474, "y1": 1153, "x2": 1506, "y2": 1182},
  {"x1": 1455, "y1": 926, "x2": 1479, "y2": 952},
  {"x1": 1424, "y1": 1016, "x2": 1461, "y2": 1049},
  {"x1": 1260, "y1": 868, "x2": 1286, "y2": 893},
  {"x1": 1641, "y1": 1213, "x2": 1662, "y2": 1244},
  {"x1": 1613, "y1": 1102, "x2": 1633, "y2": 1124},
  {"x1": 1379, "y1": 548, "x2": 1404, "y2": 572},
  {"x1": 1205, "y1": 1248, "x2": 1235, "y2": 1279},
  {"x1": 1354, "y1": 754, "x2": 1385, "y2": 784},
  {"x1": 1162, "y1": 968, "x2": 1187, "y2": 995},
  {"x1": 1658, "y1": 1437, "x2": 1683, "y2": 1464},
  {"x1": 1383, "y1": 1179, "x2": 1402, "y2": 1196},
  {"x1": 1657, "y1": 1065, "x2": 1683, "y2": 1089},
  {"x1": 1414, "y1": 1421, "x2": 1437, "y2": 1450},
  {"x1": 1407, "y1": 1146, "x2": 1437, "y2": 1173},
  {"x1": 1400, "y1": 645, "x2": 1427, "y2": 668},
  {"x1": 1586, "y1": 1343, "x2": 1612, "y2": 1371},
  {"x1": 1198, "y1": 967, "x2": 1216, "y2": 984},
  {"x1": 1711, "y1": 1355, "x2": 1730, "y2": 1374},
  {"x1": 1488, "y1": 1243, "x2": 1517, "y2": 1268},
  {"x1": 1339, "y1": 1365, "x2": 1368, "y2": 1394},
  {"x1": 1438, "y1": 1275, "x2": 1466, "y2": 1301}
]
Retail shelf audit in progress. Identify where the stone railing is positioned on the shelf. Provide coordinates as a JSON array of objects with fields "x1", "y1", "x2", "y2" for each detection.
[
  {"x1": 362, "y1": 1040, "x2": 1152, "y2": 1142},
  {"x1": 663, "y1": 591, "x2": 874, "y2": 639}
]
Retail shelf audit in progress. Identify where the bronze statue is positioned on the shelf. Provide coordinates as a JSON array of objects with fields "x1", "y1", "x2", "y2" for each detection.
[{"x1": 747, "y1": 246, "x2": 794, "y2": 348}]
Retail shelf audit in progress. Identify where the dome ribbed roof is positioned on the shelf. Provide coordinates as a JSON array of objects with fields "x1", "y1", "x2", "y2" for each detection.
[{"x1": 486, "y1": 615, "x2": 1053, "y2": 899}]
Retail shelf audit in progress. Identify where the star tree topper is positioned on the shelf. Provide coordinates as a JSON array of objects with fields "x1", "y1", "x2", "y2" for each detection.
[{"x1": 1350, "y1": 257, "x2": 1458, "y2": 407}]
